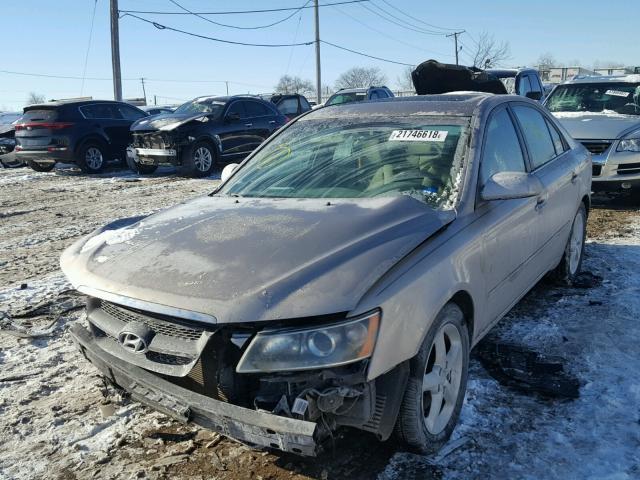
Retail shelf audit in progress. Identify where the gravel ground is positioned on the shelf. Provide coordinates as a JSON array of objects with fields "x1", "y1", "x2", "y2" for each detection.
[{"x1": 1, "y1": 166, "x2": 639, "y2": 480}]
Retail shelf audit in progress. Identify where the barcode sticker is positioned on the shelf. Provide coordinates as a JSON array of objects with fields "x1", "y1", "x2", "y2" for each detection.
[
  {"x1": 291, "y1": 398, "x2": 309, "y2": 416},
  {"x1": 389, "y1": 130, "x2": 448, "y2": 142},
  {"x1": 605, "y1": 89, "x2": 630, "y2": 98}
]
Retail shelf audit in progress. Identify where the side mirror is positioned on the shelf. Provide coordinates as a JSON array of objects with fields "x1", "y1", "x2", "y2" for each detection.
[
  {"x1": 481, "y1": 171, "x2": 543, "y2": 201},
  {"x1": 221, "y1": 163, "x2": 239, "y2": 183},
  {"x1": 526, "y1": 91, "x2": 542, "y2": 101},
  {"x1": 225, "y1": 112, "x2": 241, "y2": 123}
]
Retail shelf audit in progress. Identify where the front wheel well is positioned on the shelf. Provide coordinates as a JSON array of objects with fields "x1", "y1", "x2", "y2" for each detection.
[
  {"x1": 449, "y1": 290, "x2": 474, "y2": 345},
  {"x1": 581, "y1": 194, "x2": 590, "y2": 218}
]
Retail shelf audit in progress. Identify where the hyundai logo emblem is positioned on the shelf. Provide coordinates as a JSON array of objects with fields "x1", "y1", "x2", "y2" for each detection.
[{"x1": 118, "y1": 331, "x2": 149, "y2": 354}]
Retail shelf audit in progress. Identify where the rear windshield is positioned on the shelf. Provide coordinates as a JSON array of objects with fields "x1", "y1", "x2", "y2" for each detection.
[
  {"x1": 546, "y1": 82, "x2": 640, "y2": 115},
  {"x1": 326, "y1": 92, "x2": 368, "y2": 106},
  {"x1": 219, "y1": 116, "x2": 469, "y2": 210},
  {"x1": 20, "y1": 109, "x2": 58, "y2": 122}
]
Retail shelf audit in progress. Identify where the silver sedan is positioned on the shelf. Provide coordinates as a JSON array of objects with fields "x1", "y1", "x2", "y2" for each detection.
[{"x1": 62, "y1": 93, "x2": 591, "y2": 455}]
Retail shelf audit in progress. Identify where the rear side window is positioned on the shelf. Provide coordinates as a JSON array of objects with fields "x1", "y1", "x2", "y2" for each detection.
[
  {"x1": 277, "y1": 97, "x2": 299, "y2": 116},
  {"x1": 117, "y1": 104, "x2": 146, "y2": 121},
  {"x1": 481, "y1": 108, "x2": 526, "y2": 185},
  {"x1": 245, "y1": 101, "x2": 273, "y2": 117},
  {"x1": 512, "y1": 105, "x2": 557, "y2": 169},
  {"x1": 20, "y1": 109, "x2": 58, "y2": 122},
  {"x1": 545, "y1": 118, "x2": 567, "y2": 155},
  {"x1": 80, "y1": 104, "x2": 117, "y2": 120},
  {"x1": 299, "y1": 96, "x2": 311, "y2": 111}
]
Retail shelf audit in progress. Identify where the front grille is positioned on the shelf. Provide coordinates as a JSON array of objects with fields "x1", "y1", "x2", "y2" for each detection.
[
  {"x1": 592, "y1": 164, "x2": 602, "y2": 176},
  {"x1": 99, "y1": 301, "x2": 205, "y2": 341},
  {"x1": 581, "y1": 141, "x2": 611, "y2": 155},
  {"x1": 146, "y1": 351, "x2": 193, "y2": 366},
  {"x1": 617, "y1": 162, "x2": 640, "y2": 175}
]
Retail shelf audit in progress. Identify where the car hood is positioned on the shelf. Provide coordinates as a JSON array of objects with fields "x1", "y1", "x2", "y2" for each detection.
[
  {"x1": 61, "y1": 195, "x2": 454, "y2": 324},
  {"x1": 552, "y1": 112, "x2": 640, "y2": 140},
  {"x1": 130, "y1": 113, "x2": 210, "y2": 132}
]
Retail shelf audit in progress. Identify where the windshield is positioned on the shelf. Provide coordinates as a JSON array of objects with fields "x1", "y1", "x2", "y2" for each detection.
[
  {"x1": 546, "y1": 82, "x2": 640, "y2": 115},
  {"x1": 218, "y1": 116, "x2": 469, "y2": 210},
  {"x1": 174, "y1": 98, "x2": 225, "y2": 116},
  {"x1": 326, "y1": 92, "x2": 368, "y2": 106}
]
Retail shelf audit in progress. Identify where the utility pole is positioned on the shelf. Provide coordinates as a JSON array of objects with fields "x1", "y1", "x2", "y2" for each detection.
[
  {"x1": 110, "y1": 0, "x2": 122, "y2": 101},
  {"x1": 140, "y1": 77, "x2": 147, "y2": 104},
  {"x1": 314, "y1": 0, "x2": 321, "y2": 104},
  {"x1": 225, "y1": 81, "x2": 229, "y2": 96},
  {"x1": 446, "y1": 30, "x2": 465, "y2": 65}
]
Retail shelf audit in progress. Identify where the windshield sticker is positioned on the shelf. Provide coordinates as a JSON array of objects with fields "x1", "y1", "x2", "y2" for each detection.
[
  {"x1": 605, "y1": 89, "x2": 631, "y2": 98},
  {"x1": 389, "y1": 130, "x2": 449, "y2": 142}
]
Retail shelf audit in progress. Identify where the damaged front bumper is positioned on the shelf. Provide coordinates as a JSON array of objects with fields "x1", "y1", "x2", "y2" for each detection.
[{"x1": 70, "y1": 322, "x2": 321, "y2": 456}]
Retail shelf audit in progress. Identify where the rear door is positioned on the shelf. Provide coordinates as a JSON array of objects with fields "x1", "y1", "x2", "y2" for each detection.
[
  {"x1": 244, "y1": 100, "x2": 279, "y2": 143},
  {"x1": 476, "y1": 106, "x2": 541, "y2": 329},
  {"x1": 80, "y1": 103, "x2": 121, "y2": 154},
  {"x1": 511, "y1": 103, "x2": 579, "y2": 273},
  {"x1": 112, "y1": 104, "x2": 147, "y2": 154}
]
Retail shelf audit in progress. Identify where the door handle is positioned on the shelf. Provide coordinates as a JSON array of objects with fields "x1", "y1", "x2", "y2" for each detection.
[
  {"x1": 244, "y1": 123, "x2": 253, "y2": 127},
  {"x1": 571, "y1": 171, "x2": 578, "y2": 184},
  {"x1": 269, "y1": 120, "x2": 276, "y2": 125},
  {"x1": 535, "y1": 196, "x2": 547, "y2": 211}
]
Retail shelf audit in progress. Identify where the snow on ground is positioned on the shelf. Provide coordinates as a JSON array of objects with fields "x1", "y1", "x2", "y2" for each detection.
[{"x1": 1, "y1": 166, "x2": 639, "y2": 480}]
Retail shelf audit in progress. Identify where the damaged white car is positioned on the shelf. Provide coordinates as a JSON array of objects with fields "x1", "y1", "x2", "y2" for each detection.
[{"x1": 61, "y1": 94, "x2": 591, "y2": 456}]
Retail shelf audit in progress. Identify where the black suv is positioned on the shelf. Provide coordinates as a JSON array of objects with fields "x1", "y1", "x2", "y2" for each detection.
[
  {"x1": 15, "y1": 100, "x2": 147, "y2": 173},
  {"x1": 128, "y1": 95, "x2": 287, "y2": 177}
]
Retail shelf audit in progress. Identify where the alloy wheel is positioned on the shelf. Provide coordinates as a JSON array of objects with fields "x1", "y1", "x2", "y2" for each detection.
[
  {"x1": 85, "y1": 147, "x2": 103, "y2": 170},
  {"x1": 568, "y1": 211, "x2": 585, "y2": 275},
  {"x1": 193, "y1": 146, "x2": 212, "y2": 172},
  {"x1": 421, "y1": 322, "x2": 464, "y2": 435}
]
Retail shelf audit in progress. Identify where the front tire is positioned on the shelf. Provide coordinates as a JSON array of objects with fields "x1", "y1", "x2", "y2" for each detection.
[
  {"x1": 27, "y1": 160, "x2": 55, "y2": 172},
  {"x1": 552, "y1": 203, "x2": 586, "y2": 285},
  {"x1": 395, "y1": 303, "x2": 470, "y2": 454},
  {"x1": 77, "y1": 142, "x2": 107, "y2": 173},
  {"x1": 178, "y1": 141, "x2": 215, "y2": 178}
]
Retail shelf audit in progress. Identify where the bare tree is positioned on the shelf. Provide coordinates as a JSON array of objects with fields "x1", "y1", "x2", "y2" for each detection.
[
  {"x1": 468, "y1": 32, "x2": 511, "y2": 69},
  {"x1": 26, "y1": 92, "x2": 46, "y2": 105},
  {"x1": 274, "y1": 75, "x2": 315, "y2": 96},
  {"x1": 335, "y1": 67, "x2": 387, "y2": 89},
  {"x1": 395, "y1": 66, "x2": 414, "y2": 91},
  {"x1": 536, "y1": 52, "x2": 560, "y2": 71}
]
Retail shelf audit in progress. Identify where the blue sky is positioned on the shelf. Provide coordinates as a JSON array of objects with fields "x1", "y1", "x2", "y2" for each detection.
[{"x1": 1, "y1": 0, "x2": 638, "y2": 109}]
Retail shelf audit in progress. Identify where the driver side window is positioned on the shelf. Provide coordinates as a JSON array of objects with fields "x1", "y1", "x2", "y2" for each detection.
[{"x1": 481, "y1": 108, "x2": 526, "y2": 185}]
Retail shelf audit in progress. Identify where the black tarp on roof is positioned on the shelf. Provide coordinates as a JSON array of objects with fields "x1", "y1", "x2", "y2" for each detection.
[{"x1": 412, "y1": 59, "x2": 508, "y2": 95}]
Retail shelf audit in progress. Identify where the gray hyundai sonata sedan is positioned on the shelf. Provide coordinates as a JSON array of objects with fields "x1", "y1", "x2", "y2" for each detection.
[{"x1": 61, "y1": 93, "x2": 591, "y2": 456}]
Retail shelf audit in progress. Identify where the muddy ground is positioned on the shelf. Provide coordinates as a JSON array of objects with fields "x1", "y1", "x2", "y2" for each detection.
[{"x1": 1, "y1": 166, "x2": 639, "y2": 480}]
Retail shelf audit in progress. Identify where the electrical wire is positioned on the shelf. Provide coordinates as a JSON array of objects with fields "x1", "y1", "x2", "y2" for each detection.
[
  {"x1": 80, "y1": 0, "x2": 99, "y2": 95},
  {"x1": 321, "y1": 40, "x2": 413, "y2": 66},
  {"x1": 120, "y1": 12, "x2": 314, "y2": 47},
  {"x1": 378, "y1": 0, "x2": 460, "y2": 31},
  {"x1": 284, "y1": 13, "x2": 304, "y2": 75},
  {"x1": 332, "y1": 4, "x2": 451, "y2": 57},
  {"x1": 119, "y1": 0, "x2": 371, "y2": 16},
  {"x1": 361, "y1": 2, "x2": 447, "y2": 36},
  {"x1": 167, "y1": 0, "x2": 311, "y2": 30}
]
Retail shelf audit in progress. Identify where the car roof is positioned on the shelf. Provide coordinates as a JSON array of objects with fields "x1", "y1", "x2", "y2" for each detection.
[
  {"x1": 565, "y1": 74, "x2": 640, "y2": 84},
  {"x1": 23, "y1": 99, "x2": 137, "y2": 111},
  {"x1": 309, "y1": 93, "x2": 500, "y2": 118},
  {"x1": 486, "y1": 68, "x2": 538, "y2": 78}
]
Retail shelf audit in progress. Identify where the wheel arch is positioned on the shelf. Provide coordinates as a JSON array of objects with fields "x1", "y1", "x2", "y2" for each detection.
[
  {"x1": 74, "y1": 134, "x2": 110, "y2": 156},
  {"x1": 449, "y1": 290, "x2": 475, "y2": 346},
  {"x1": 581, "y1": 194, "x2": 590, "y2": 218}
]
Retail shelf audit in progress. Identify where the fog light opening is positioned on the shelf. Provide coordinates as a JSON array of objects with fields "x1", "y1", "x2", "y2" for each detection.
[{"x1": 621, "y1": 182, "x2": 632, "y2": 190}]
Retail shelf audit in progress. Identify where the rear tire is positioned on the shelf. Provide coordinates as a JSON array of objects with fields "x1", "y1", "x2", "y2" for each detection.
[
  {"x1": 27, "y1": 160, "x2": 55, "y2": 172},
  {"x1": 178, "y1": 141, "x2": 216, "y2": 178},
  {"x1": 552, "y1": 203, "x2": 586, "y2": 285},
  {"x1": 77, "y1": 141, "x2": 107, "y2": 174},
  {"x1": 395, "y1": 303, "x2": 470, "y2": 454}
]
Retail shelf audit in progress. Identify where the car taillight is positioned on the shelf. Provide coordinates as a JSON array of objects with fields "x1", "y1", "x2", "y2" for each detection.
[{"x1": 15, "y1": 122, "x2": 74, "y2": 131}]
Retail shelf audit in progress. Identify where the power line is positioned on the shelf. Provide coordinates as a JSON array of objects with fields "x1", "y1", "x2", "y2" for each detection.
[
  {"x1": 121, "y1": 12, "x2": 315, "y2": 47},
  {"x1": 321, "y1": 40, "x2": 413, "y2": 66},
  {"x1": 378, "y1": 0, "x2": 460, "y2": 31},
  {"x1": 332, "y1": 4, "x2": 451, "y2": 57},
  {"x1": 166, "y1": 0, "x2": 311, "y2": 30},
  {"x1": 80, "y1": 0, "x2": 99, "y2": 96},
  {"x1": 119, "y1": 0, "x2": 371, "y2": 16},
  {"x1": 362, "y1": 2, "x2": 447, "y2": 36}
]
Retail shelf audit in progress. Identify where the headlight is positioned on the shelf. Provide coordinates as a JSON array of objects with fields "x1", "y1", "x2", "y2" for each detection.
[
  {"x1": 617, "y1": 138, "x2": 640, "y2": 152},
  {"x1": 235, "y1": 310, "x2": 380, "y2": 373}
]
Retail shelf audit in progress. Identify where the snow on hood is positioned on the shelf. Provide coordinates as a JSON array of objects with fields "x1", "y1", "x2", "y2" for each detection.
[
  {"x1": 551, "y1": 111, "x2": 640, "y2": 140},
  {"x1": 130, "y1": 113, "x2": 209, "y2": 132},
  {"x1": 60, "y1": 196, "x2": 454, "y2": 324}
]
